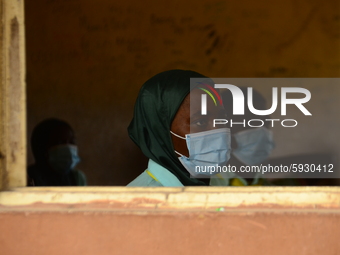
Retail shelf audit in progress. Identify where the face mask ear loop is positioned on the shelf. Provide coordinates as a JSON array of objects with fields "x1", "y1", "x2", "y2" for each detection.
[
  {"x1": 170, "y1": 130, "x2": 186, "y2": 140},
  {"x1": 170, "y1": 131, "x2": 188, "y2": 158},
  {"x1": 174, "y1": 150, "x2": 186, "y2": 158}
]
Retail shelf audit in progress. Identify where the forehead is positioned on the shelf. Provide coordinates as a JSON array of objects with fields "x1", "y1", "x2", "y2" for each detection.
[
  {"x1": 174, "y1": 87, "x2": 225, "y2": 119},
  {"x1": 190, "y1": 87, "x2": 222, "y2": 112},
  {"x1": 175, "y1": 88, "x2": 218, "y2": 112}
]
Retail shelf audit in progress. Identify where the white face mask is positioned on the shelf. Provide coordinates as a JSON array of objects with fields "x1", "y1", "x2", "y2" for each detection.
[
  {"x1": 170, "y1": 128, "x2": 231, "y2": 177},
  {"x1": 232, "y1": 127, "x2": 275, "y2": 166}
]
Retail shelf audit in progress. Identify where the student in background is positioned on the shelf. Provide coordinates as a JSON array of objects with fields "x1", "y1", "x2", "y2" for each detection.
[
  {"x1": 210, "y1": 87, "x2": 275, "y2": 186},
  {"x1": 28, "y1": 118, "x2": 86, "y2": 186}
]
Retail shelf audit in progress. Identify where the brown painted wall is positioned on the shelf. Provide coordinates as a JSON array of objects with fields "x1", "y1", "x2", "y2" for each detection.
[
  {"x1": 1, "y1": 207, "x2": 339, "y2": 255},
  {"x1": 25, "y1": 0, "x2": 340, "y2": 185},
  {"x1": 1, "y1": 1, "x2": 338, "y2": 254},
  {"x1": 1, "y1": 187, "x2": 340, "y2": 255}
]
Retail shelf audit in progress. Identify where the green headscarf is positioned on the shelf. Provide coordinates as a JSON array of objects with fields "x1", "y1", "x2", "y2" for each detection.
[{"x1": 128, "y1": 69, "x2": 208, "y2": 186}]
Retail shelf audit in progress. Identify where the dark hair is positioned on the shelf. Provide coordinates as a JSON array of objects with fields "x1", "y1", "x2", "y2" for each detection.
[{"x1": 31, "y1": 118, "x2": 73, "y2": 162}]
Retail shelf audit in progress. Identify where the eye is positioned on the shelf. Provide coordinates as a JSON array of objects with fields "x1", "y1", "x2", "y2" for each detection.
[{"x1": 193, "y1": 118, "x2": 208, "y2": 127}]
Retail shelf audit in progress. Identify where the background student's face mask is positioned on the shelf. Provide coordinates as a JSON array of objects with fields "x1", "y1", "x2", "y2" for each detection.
[
  {"x1": 171, "y1": 128, "x2": 231, "y2": 177},
  {"x1": 232, "y1": 127, "x2": 275, "y2": 166},
  {"x1": 48, "y1": 144, "x2": 81, "y2": 175}
]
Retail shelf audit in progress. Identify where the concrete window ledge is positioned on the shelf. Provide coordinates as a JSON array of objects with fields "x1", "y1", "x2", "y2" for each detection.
[{"x1": 0, "y1": 187, "x2": 339, "y2": 212}]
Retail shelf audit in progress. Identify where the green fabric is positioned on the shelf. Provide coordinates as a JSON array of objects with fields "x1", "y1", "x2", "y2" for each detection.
[{"x1": 128, "y1": 70, "x2": 209, "y2": 186}]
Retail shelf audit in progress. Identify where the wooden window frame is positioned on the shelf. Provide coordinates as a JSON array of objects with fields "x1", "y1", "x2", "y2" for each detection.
[{"x1": 0, "y1": 0, "x2": 339, "y2": 211}]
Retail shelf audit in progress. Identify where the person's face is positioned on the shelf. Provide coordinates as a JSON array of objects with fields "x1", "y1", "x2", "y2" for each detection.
[{"x1": 170, "y1": 88, "x2": 226, "y2": 157}]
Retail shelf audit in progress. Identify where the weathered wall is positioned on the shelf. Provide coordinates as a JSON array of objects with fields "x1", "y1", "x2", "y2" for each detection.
[
  {"x1": 1, "y1": 209, "x2": 339, "y2": 255},
  {"x1": 25, "y1": 0, "x2": 340, "y2": 185},
  {"x1": 0, "y1": 187, "x2": 340, "y2": 255},
  {"x1": 0, "y1": 1, "x2": 338, "y2": 255}
]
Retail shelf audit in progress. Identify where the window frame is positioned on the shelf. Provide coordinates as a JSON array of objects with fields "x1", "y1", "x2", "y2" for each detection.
[{"x1": 0, "y1": 0, "x2": 339, "y2": 211}]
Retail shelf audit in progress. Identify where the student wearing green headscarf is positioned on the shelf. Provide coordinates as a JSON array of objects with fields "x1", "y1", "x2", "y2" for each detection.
[{"x1": 127, "y1": 70, "x2": 230, "y2": 186}]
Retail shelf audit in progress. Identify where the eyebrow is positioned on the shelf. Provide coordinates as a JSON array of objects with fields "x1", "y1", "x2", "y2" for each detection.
[{"x1": 190, "y1": 110, "x2": 204, "y2": 119}]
